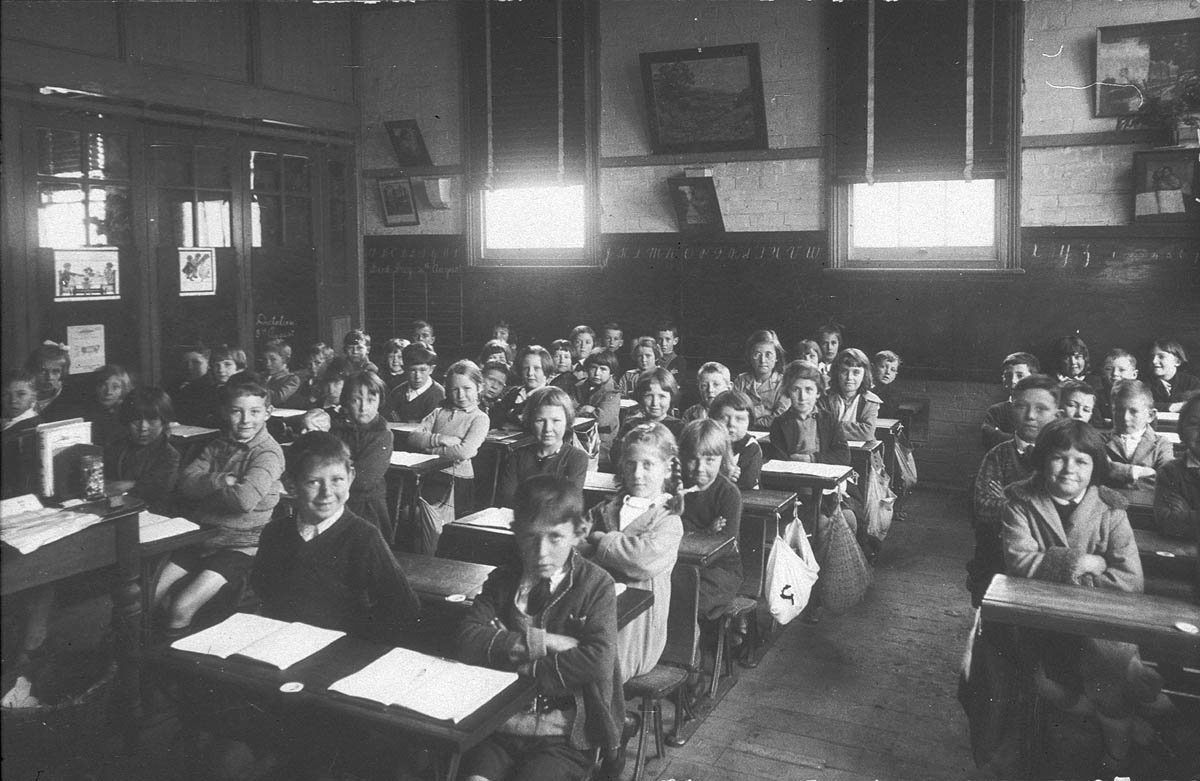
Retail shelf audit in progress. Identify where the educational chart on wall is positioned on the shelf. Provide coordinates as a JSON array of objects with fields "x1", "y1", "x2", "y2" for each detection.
[
  {"x1": 53, "y1": 249, "x2": 120, "y2": 302},
  {"x1": 178, "y1": 248, "x2": 217, "y2": 296},
  {"x1": 66, "y1": 324, "x2": 106, "y2": 375}
]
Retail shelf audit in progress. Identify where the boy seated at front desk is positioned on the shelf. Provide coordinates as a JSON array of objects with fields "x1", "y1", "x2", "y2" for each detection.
[{"x1": 456, "y1": 474, "x2": 624, "y2": 781}]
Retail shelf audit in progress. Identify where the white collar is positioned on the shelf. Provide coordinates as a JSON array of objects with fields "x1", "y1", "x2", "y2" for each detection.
[
  {"x1": 1119, "y1": 428, "x2": 1146, "y2": 441},
  {"x1": 1049, "y1": 492, "x2": 1084, "y2": 506},
  {"x1": 1013, "y1": 436, "x2": 1033, "y2": 454},
  {"x1": 1, "y1": 408, "x2": 38, "y2": 429},
  {"x1": 297, "y1": 508, "x2": 344, "y2": 540},
  {"x1": 1186, "y1": 452, "x2": 1200, "y2": 470},
  {"x1": 406, "y1": 378, "x2": 432, "y2": 399}
]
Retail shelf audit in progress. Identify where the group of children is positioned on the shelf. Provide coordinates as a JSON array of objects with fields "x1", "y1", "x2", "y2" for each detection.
[
  {"x1": 966, "y1": 335, "x2": 1199, "y2": 776},
  {"x1": 6, "y1": 316, "x2": 1196, "y2": 781}
]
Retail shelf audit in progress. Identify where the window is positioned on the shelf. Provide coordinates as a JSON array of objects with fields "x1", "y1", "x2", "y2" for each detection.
[
  {"x1": 150, "y1": 142, "x2": 233, "y2": 247},
  {"x1": 829, "y1": 0, "x2": 1019, "y2": 269},
  {"x1": 463, "y1": 0, "x2": 598, "y2": 266},
  {"x1": 36, "y1": 128, "x2": 131, "y2": 248}
]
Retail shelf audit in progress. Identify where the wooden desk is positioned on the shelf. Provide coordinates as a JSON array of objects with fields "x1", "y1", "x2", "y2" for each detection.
[
  {"x1": 740, "y1": 489, "x2": 797, "y2": 599},
  {"x1": 169, "y1": 423, "x2": 221, "y2": 463},
  {"x1": 1, "y1": 496, "x2": 145, "y2": 749},
  {"x1": 387, "y1": 453, "x2": 455, "y2": 549},
  {"x1": 847, "y1": 439, "x2": 883, "y2": 495},
  {"x1": 1156, "y1": 411, "x2": 1179, "y2": 434},
  {"x1": 678, "y1": 533, "x2": 736, "y2": 569},
  {"x1": 981, "y1": 575, "x2": 1200, "y2": 663},
  {"x1": 759, "y1": 461, "x2": 856, "y2": 531},
  {"x1": 1135, "y1": 528, "x2": 1198, "y2": 598},
  {"x1": 583, "y1": 470, "x2": 620, "y2": 508},
  {"x1": 477, "y1": 430, "x2": 537, "y2": 508},
  {"x1": 155, "y1": 635, "x2": 538, "y2": 781},
  {"x1": 139, "y1": 522, "x2": 220, "y2": 643}
]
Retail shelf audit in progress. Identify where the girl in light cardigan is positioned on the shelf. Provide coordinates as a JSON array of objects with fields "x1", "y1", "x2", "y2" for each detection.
[{"x1": 408, "y1": 360, "x2": 490, "y2": 554}]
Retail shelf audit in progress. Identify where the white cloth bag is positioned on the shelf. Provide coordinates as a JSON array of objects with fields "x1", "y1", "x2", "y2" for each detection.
[{"x1": 765, "y1": 519, "x2": 821, "y2": 625}]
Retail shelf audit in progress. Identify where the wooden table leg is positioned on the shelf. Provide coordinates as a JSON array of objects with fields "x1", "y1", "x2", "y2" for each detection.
[{"x1": 113, "y1": 513, "x2": 144, "y2": 752}]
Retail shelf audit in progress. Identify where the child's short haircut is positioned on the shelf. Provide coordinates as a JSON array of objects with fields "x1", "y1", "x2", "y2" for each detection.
[
  {"x1": 1031, "y1": 418, "x2": 1109, "y2": 487},
  {"x1": 696, "y1": 361, "x2": 731, "y2": 382},
  {"x1": 794, "y1": 339, "x2": 820, "y2": 359},
  {"x1": 307, "y1": 342, "x2": 336, "y2": 364},
  {"x1": 384, "y1": 338, "x2": 407, "y2": 353},
  {"x1": 211, "y1": 344, "x2": 248, "y2": 369},
  {"x1": 516, "y1": 345, "x2": 555, "y2": 377},
  {"x1": 815, "y1": 321, "x2": 844, "y2": 338},
  {"x1": 656, "y1": 320, "x2": 678, "y2": 337},
  {"x1": 550, "y1": 338, "x2": 572, "y2": 355},
  {"x1": 1104, "y1": 348, "x2": 1137, "y2": 369},
  {"x1": 219, "y1": 379, "x2": 270, "y2": 408},
  {"x1": 94, "y1": 364, "x2": 132, "y2": 393},
  {"x1": 492, "y1": 318, "x2": 511, "y2": 333},
  {"x1": 744, "y1": 330, "x2": 786, "y2": 368},
  {"x1": 1059, "y1": 379, "x2": 1097, "y2": 402},
  {"x1": 830, "y1": 348, "x2": 874, "y2": 393},
  {"x1": 183, "y1": 342, "x2": 211, "y2": 360},
  {"x1": 1110, "y1": 379, "x2": 1154, "y2": 408},
  {"x1": 4, "y1": 369, "x2": 38, "y2": 389},
  {"x1": 263, "y1": 339, "x2": 292, "y2": 361},
  {"x1": 1012, "y1": 374, "x2": 1060, "y2": 403},
  {"x1": 630, "y1": 336, "x2": 662, "y2": 361},
  {"x1": 411, "y1": 320, "x2": 433, "y2": 338},
  {"x1": 1002, "y1": 351, "x2": 1041, "y2": 373},
  {"x1": 343, "y1": 329, "x2": 371, "y2": 348},
  {"x1": 601, "y1": 321, "x2": 623, "y2": 335},
  {"x1": 1053, "y1": 335, "x2": 1090, "y2": 371},
  {"x1": 1152, "y1": 338, "x2": 1188, "y2": 365},
  {"x1": 523, "y1": 385, "x2": 575, "y2": 430},
  {"x1": 634, "y1": 367, "x2": 678, "y2": 397},
  {"x1": 781, "y1": 359, "x2": 826, "y2": 393},
  {"x1": 482, "y1": 360, "x2": 511, "y2": 380},
  {"x1": 287, "y1": 431, "x2": 353, "y2": 478},
  {"x1": 679, "y1": 418, "x2": 733, "y2": 476},
  {"x1": 584, "y1": 349, "x2": 620, "y2": 373},
  {"x1": 341, "y1": 370, "x2": 386, "y2": 405},
  {"x1": 402, "y1": 342, "x2": 438, "y2": 367},
  {"x1": 872, "y1": 350, "x2": 901, "y2": 368},
  {"x1": 709, "y1": 389, "x2": 754, "y2": 417},
  {"x1": 119, "y1": 387, "x2": 175, "y2": 425},
  {"x1": 321, "y1": 357, "x2": 354, "y2": 385},
  {"x1": 512, "y1": 473, "x2": 586, "y2": 533},
  {"x1": 569, "y1": 325, "x2": 595, "y2": 340},
  {"x1": 478, "y1": 339, "x2": 514, "y2": 366},
  {"x1": 444, "y1": 359, "x2": 483, "y2": 390},
  {"x1": 26, "y1": 342, "x2": 71, "y2": 373}
]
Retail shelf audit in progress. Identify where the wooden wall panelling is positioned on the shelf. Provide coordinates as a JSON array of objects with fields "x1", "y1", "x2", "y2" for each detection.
[
  {"x1": 256, "y1": 4, "x2": 354, "y2": 103},
  {"x1": 124, "y1": 3, "x2": 250, "y2": 82},
  {"x1": 1, "y1": 2, "x2": 121, "y2": 59}
]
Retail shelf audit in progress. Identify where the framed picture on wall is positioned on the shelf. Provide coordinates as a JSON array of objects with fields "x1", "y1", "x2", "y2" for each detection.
[
  {"x1": 378, "y1": 178, "x2": 420, "y2": 227},
  {"x1": 53, "y1": 248, "x2": 120, "y2": 302},
  {"x1": 1131, "y1": 149, "x2": 1199, "y2": 223},
  {"x1": 384, "y1": 120, "x2": 433, "y2": 167},
  {"x1": 1095, "y1": 18, "x2": 1200, "y2": 118},
  {"x1": 641, "y1": 43, "x2": 768, "y2": 155},
  {"x1": 178, "y1": 248, "x2": 217, "y2": 296},
  {"x1": 668, "y1": 176, "x2": 725, "y2": 234}
]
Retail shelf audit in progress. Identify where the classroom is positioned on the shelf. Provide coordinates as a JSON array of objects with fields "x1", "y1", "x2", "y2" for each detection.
[{"x1": 1, "y1": 1, "x2": 1198, "y2": 779}]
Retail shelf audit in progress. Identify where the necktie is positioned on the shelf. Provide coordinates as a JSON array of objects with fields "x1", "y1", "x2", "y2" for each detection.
[
  {"x1": 527, "y1": 578, "x2": 552, "y2": 616},
  {"x1": 1054, "y1": 500, "x2": 1077, "y2": 531}
]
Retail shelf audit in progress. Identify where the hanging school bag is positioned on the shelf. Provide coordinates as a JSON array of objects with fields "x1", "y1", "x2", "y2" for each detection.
[
  {"x1": 862, "y1": 449, "x2": 897, "y2": 546},
  {"x1": 894, "y1": 431, "x2": 919, "y2": 491},
  {"x1": 764, "y1": 519, "x2": 820, "y2": 625},
  {"x1": 814, "y1": 507, "x2": 873, "y2": 614}
]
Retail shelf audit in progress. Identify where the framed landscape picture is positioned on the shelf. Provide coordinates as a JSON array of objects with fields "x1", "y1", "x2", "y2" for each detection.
[
  {"x1": 1131, "y1": 149, "x2": 1199, "y2": 224},
  {"x1": 1095, "y1": 18, "x2": 1200, "y2": 118},
  {"x1": 641, "y1": 43, "x2": 768, "y2": 155}
]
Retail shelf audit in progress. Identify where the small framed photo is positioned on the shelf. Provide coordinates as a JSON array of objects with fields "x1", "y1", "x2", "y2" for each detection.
[
  {"x1": 641, "y1": 43, "x2": 768, "y2": 155},
  {"x1": 1095, "y1": 19, "x2": 1200, "y2": 118},
  {"x1": 384, "y1": 120, "x2": 433, "y2": 167},
  {"x1": 668, "y1": 176, "x2": 725, "y2": 234},
  {"x1": 378, "y1": 178, "x2": 420, "y2": 227},
  {"x1": 53, "y1": 248, "x2": 120, "y2": 302},
  {"x1": 1132, "y1": 149, "x2": 1199, "y2": 223},
  {"x1": 179, "y1": 248, "x2": 217, "y2": 296}
]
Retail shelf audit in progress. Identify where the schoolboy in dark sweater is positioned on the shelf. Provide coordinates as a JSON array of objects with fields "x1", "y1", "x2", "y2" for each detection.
[
  {"x1": 457, "y1": 474, "x2": 624, "y2": 781},
  {"x1": 386, "y1": 342, "x2": 445, "y2": 423},
  {"x1": 251, "y1": 432, "x2": 419, "y2": 645}
]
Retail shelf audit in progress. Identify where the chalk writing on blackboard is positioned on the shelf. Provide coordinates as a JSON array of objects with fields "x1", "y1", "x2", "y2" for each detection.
[{"x1": 255, "y1": 313, "x2": 297, "y2": 343}]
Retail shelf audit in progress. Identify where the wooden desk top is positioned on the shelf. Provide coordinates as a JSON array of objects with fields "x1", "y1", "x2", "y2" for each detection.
[
  {"x1": 155, "y1": 635, "x2": 538, "y2": 753},
  {"x1": 584, "y1": 471, "x2": 620, "y2": 494},
  {"x1": 483, "y1": 430, "x2": 536, "y2": 450},
  {"x1": 742, "y1": 489, "x2": 797, "y2": 516},
  {"x1": 169, "y1": 423, "x2": 220, "y2": 440},
  {"x1": 678, "y1": 533, "x2": 736, "y2": 568},
  {"x1": 981, "y1": 575, "x2": 1200, "y2": 662},
  {"x1": 760, "y1": 460, "x2": 855, "y2": 489},
  {"x1": 1156, "y1": 411, "x2": 1179, "y2": 433},
  {"x1": 875, "y1": 418, "x2": 902, "y2": 434},
  {"x1": 387, "y1": 453, "x2": 455, "y2": 474},
  {"x1": 140, "y1": 524, "x2": 219, "y2": 559},
  {"x1": 1134, "y1": 528, "x2": 1198, "y2": 562},
  {"x1": 848, "y1": 439, "x2": 883, "y2": 452}
]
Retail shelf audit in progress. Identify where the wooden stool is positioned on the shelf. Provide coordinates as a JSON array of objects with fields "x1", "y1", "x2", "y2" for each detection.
[
  {"x1": 623, "y1": 665, "x2": 688, "y2": 781},
  {"x1": 710, "y1": 597, "x2": 758, "y2": 697}
]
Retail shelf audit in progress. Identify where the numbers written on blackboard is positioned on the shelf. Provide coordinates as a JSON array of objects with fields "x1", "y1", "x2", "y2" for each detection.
[{"x1": 255, "y1": 313, "x2": 297, "y2": 343}]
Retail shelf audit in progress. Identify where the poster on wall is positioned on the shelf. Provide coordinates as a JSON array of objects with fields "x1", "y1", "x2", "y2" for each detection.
[
  {"x1": 179, "y1": 248, "x2": 217, "y2": 296},
  {"x1": 66, "y1": 324, "x2": 106, "y2": 375},
  {"x1": 53, "y1": 248, "x2": 120, "y2": 302}
]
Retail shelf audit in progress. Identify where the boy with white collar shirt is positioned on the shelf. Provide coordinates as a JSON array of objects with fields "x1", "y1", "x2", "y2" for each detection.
[
  {"x1": 386, "y1": 341, "x2": 444, "y2": 423},
  {"x1": 1102, "y1": 380, "x2": 1173, "y2": 490},
  {"x1": 981, "y1": 352, "x2": 1040, "y2": 450}
]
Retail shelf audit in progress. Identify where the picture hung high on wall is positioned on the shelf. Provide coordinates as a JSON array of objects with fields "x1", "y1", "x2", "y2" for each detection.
[
  {"x1": 384, "y1": 120, "x2": 433, "y2": 167},
  {"x1": 1095, "y1": 18, "x2": 1200, "y2": 118},
  {"x1": 668, "y1": 176, "x2": 725, "y2": 234},
  {"x1": 379, "y1": 178, "x2": 420, "y2": 226},
  {"x1": 53, "y1": 248, "x2": 120, "y2": 303},
  {"x1": 641, "y1": 43, "x2": 768, "y2": 155},
  {"x1": 178, "y1": 248, "x2": 217, "y2": 297},
  {"x1": 1131, "y1": 149, "x2": 1199, "y2": 224}
]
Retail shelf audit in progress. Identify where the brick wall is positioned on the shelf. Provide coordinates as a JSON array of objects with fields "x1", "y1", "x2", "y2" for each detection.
[{"x1": 893, "y1": 378, "x2": 1006, "y2": 489}]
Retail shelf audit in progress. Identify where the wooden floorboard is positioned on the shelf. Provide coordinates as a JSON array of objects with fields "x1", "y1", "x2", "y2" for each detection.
[{"x1": 644, "y1": 487, "x2": 978, "y2": 781}]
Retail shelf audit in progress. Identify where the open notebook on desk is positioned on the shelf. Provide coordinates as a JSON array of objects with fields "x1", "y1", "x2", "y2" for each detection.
[
  {"x1": 139, "y1": 512, "x2": 201, "y2": 544},
  {"x1": 329, "y1": 646, "x2": 518, "y2": 722},
  {"x1": 761, "y1": 461, "x2": 854, "y2": 480},
  {"x1": 170, "y1": 613, "x2": 344, "y2": 669},
  {"x1": 390, "y1": 452, "x2": 441, "y2": 468},
  {"x1": 455, "y1": 507, "x2": 514, "y2": 529},
  {"x1": 0, "y1": 494, "x2": 105, "y2": 554}
]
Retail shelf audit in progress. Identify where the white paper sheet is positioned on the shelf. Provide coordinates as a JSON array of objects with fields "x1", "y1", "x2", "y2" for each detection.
[
  {"x1": 456, "y1": 507, "x2": 514, "y2": 529},
  {"x1": 139, "y1": 512, "x2": 201, "y2": 544},
  {"x1": 761, "y1": 460, "x2": 853, "y2": 480},
  {"x1": 170, "y1": 613, "x2": 289, "y2": 659},
  {"x1": 390, "y1": 452, "x2": 440, "y2": 467}
]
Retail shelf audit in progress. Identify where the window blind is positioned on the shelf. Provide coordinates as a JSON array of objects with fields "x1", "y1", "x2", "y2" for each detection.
[
  {"x1": 463, "y1": 0, "x2": 589, "y2": 189},
  {"x1": 831, "y1": 0, "x2": 1014, "y2": 183}
]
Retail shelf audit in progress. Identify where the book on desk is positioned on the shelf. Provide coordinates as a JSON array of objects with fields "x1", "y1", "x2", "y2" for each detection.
[{"x1": 170, "y1": 613, "x2": 345, "y2": 669}]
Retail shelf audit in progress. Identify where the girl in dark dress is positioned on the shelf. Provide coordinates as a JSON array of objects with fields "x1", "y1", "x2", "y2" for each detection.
[
  {"x1": 679, "y1": 419, "x2": 744, "y2": 621},
  {"x1": 331, "y1": 371, "x2": 394, "y2": 542}
]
